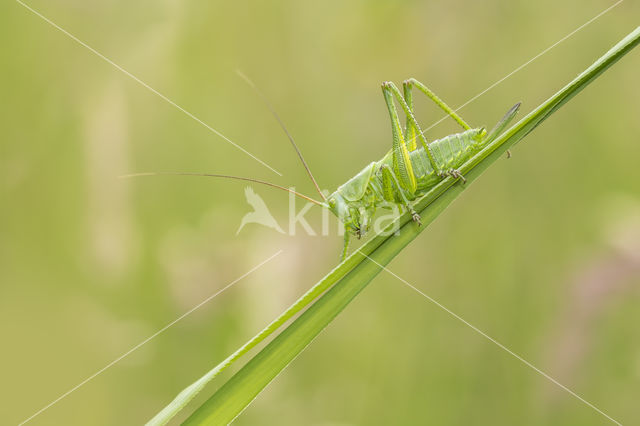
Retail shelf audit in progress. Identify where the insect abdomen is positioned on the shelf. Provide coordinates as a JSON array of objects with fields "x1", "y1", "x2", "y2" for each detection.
[{"x1": 411, "y1": 128, "x2": 485, "y2": 189}]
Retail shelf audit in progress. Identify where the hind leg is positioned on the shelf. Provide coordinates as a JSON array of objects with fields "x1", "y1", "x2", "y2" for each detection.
[
  {"x1": 404, "y1": 78, "x2": 472, "y2": 131},
  {"x1": 382, "y1": 81, "x2": 443, "y2": 183}
]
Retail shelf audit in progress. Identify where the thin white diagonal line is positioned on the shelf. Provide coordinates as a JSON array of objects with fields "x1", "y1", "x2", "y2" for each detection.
[
  {"x1": 360, "y1": 253, "x2": 622, "y2": 426},
  {"x1": 420, "y1": 0, "x2": 624, "y2": 135},
  {"x1": 15, "y1": 0, "x2": 282, "y2": 177},
  {"x1": 17, "y1": 250, "x2": 282, "y2": 426}
]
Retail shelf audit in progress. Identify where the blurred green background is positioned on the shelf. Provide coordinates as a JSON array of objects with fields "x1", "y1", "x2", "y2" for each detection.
[{"x1": 2, "y1": 0, "x2": 639, "y2": 424}]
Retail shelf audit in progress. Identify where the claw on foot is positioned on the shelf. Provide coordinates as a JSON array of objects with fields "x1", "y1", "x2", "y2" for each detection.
[
  {"x1": 411, "y1": 211, "x2": 422, "y2": 225},
  {"x1": 449, "y1": 169, "x2": 467, "y2": 184},
  {"x1": 506, "y1": 149, "x2": 512, "y2": 159},
  {"x1": 439, "y1": 169, "x2": 466, "y2": 183}
]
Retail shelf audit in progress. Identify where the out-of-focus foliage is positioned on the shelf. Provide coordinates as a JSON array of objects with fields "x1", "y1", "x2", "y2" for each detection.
[{"x1": 1, "y1": 1, "x2": 638, "y2": 425}]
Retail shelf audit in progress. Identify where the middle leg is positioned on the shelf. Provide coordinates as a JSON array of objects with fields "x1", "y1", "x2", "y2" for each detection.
[{"x1": 380, "y1": 164, "x2": 421, "y2": 224}]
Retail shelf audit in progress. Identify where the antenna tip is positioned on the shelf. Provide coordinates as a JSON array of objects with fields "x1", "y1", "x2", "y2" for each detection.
[{"x1": 118, "y1": 172, "x2": 156, "y2": 179}]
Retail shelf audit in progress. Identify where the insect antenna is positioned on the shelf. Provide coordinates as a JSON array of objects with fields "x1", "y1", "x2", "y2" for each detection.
[
  {"x1": 236, "y1": 70, "x2": 327, "y2": 202},
  {"x1": 120, "y1": 172, "x2": 325, "y2": 206}
]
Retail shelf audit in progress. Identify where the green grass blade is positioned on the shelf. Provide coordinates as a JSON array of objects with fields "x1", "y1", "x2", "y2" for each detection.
[
  {"x1": 150, "y1": 27, "x2": 640, "y2": 426},
  {"x1": 145, "y1": 247, "x2": 377, "y2": 425},
  {"x1": 146, "y1": 209, "x2": 395, "y2": 426}
]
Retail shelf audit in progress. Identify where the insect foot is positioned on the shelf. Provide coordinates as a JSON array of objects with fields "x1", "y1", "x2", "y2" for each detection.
[
  {"x1": 448, "y1": 169, "x2": 467, "y2": 184},
  {"x1": 411, "y1": 210, "x2": 422, "y2": 225}
]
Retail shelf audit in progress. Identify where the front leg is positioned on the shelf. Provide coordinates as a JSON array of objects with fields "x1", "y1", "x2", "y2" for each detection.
[{"x1": 341, "y1": 229, "x2": 350, "y2": 261}]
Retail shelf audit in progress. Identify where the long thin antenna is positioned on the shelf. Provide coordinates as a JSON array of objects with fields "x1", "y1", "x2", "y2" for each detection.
[
  {"x1": 236, "y1": 70, "x2": 327, "y2": 201},
  {"x1": 120, "y1": 172, "x2": 325, "y2": 206}
]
